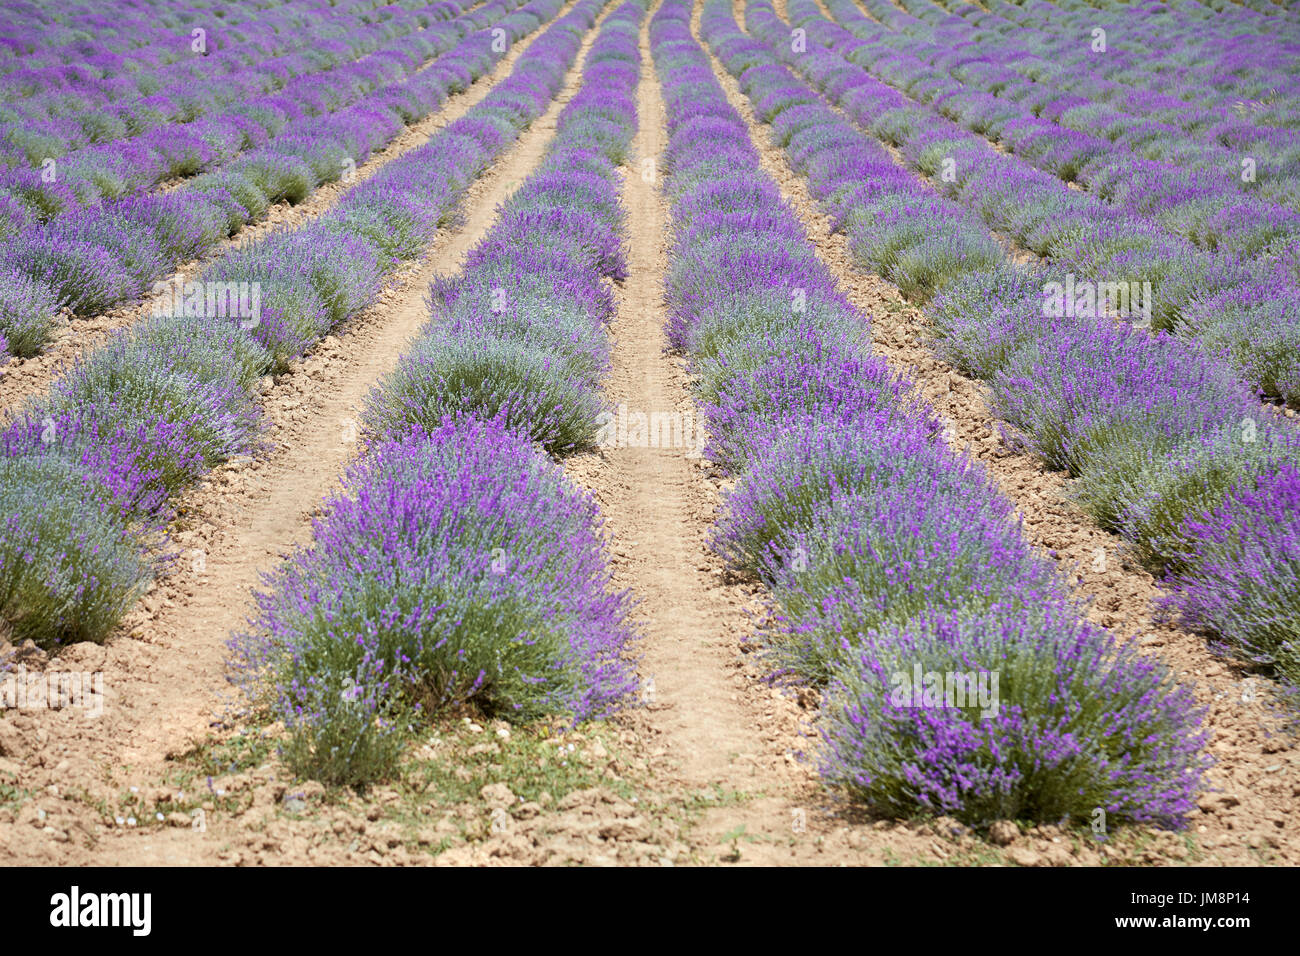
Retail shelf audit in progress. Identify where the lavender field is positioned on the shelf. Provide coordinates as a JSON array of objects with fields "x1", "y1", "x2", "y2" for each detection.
[{"x1": 0, "y1": 0, "x2": 1296, "y2": 873}]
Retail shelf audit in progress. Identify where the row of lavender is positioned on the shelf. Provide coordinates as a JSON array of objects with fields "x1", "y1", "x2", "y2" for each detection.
[
  {"x1": 233, "y1": 0, "x2": 643, "y2": 786},
  {"x1": 874, "y1": 0, "x2": 1300, "y2": 133},
  {"x1": 721, "y1": 0, "x2": 1300, "y2": 691},
  {"x1": 952, "y1": 0, "x2": 1300, "y2": 78},
  {"x1": 655, "y1": 0, "x2": 1205, "y2": 827},
  {"x1": 1186, "y1": 0, "x2": 1300, "y2": 20},
  {"x1": 0, "y1": 0, "x2": 454, "y2": 109},
  {"x1": 822, "y1": 0, "x2": 1300, "y2": 237},
  {"x1": 0, "y1": 0, "x2": 573, "y2": 652},
  {"x1": 812, "y1": 0, "x2": 1300, "y2": 407},
  {"x1": 1, "y1": 0, "x2": 436, "y2": 175},
  {"x1": 0, "y1": 0, "x2": 420, "y2": 64},
  {"x1": 857, "y1": 0, "x2": 1300, "y2": 116},
  {"x1": 830, "y1": 0, "x2": 1300, "y2": 249},
  {"x1": 0, "y1": 0, "x2": 538, "y2": 359},
  {"x1": 961, "y1": 0, "x2": 1299, "y2": 111},
  {"x1": 0, "y1": 0, "x2": 316, "y2": 67},
  {"x1": 1, "y1": 1, "x2": 479, "y2": 212},
  {"x1": 777, "y1": 0, "x2": 1300, "y2": 408}
]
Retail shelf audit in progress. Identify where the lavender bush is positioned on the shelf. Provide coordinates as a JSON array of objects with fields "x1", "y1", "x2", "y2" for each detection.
[
  {"x1": 1166, "y1": 465, "x2": 1300, "y2": 686},
  {"x1": 0, "y1": 266, "x2": 60, "y2": 356},
  {"x1": 0, "y1": 455, "x2": 153, "y2": 646},
  {"x1": 232, "y1": 419, "x2": 636, "y2": 786},
  {"x1": 366, "y1": 329, "x2": 607, "y2": 454},
  {"x1": 821, "y1": 602, "x2": 1210, "y2": 828}
]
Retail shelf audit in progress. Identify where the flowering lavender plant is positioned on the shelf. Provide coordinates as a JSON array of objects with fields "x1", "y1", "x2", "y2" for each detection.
[
  {"x1": 232, "y1": 418, "x2": 636, "y2": 785},
  {"x1": 0, "y1": 455, "x2": 153, "y2": 647},
  {"x1": 821, "y1": 602, "x2": 1210, "y2": 828},
  {"x1": 1166, "y1": 465, "x2": 1300, "y2": 687}
]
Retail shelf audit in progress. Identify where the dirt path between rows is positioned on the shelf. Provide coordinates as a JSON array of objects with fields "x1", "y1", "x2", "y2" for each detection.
[
  {"x1": 729, "y1": 0, "x2": 1299, "y2": 865},
  {"x1": 0, "y1": 0, "x2": 605, "y2": 866},
  {"x1": 526, "y1": 0, "x2": 978, "y2": 867},
  {"x1": 560, "y1": 5, "x2": 842, "y2": 865},
  {"x1": 0, "y1": 6, "x2": 559, "y2": 417},
  {"x1": 427, "y1": 2, "x2": 884, "y2": 866}
]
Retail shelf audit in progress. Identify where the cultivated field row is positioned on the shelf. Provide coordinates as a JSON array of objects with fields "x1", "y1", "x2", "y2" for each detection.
[{"x1": 0, "y1": 0, "x2": 1295, "y2": 867}]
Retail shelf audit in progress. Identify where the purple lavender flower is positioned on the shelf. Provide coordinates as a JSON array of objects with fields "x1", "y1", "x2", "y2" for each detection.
[
  {"x1": 821, "y1": 602, "x2": 1210, "y2": 828},
  {"x1": 1165, "y1": 465, "x2": 1300, "y2": 686}
]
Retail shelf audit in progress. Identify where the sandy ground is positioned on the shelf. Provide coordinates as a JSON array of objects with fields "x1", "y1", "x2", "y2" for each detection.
[{"x1": 0, "y1": 0, "x2": 1293, "y2": 868}]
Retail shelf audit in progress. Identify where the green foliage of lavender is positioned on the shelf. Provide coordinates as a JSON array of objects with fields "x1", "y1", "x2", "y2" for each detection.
[{"x1": 0, "y1": 456, "x2": 153, "y2": 646}]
